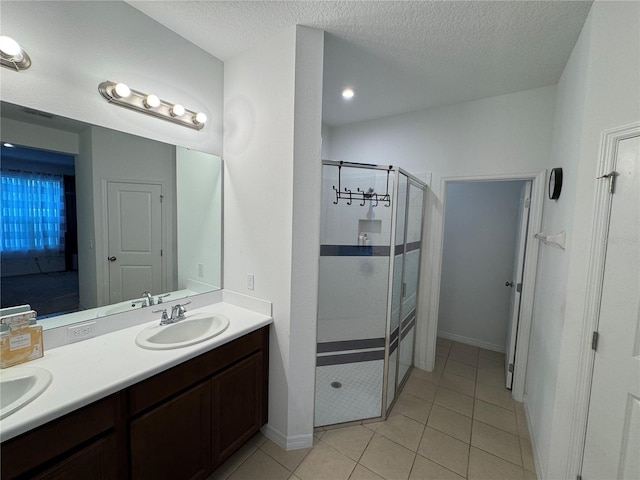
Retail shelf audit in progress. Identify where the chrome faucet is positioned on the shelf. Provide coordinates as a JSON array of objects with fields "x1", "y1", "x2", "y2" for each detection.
[
  {"x1": 141, "y1": 291, "x2": 154, "y2": 306},
  {"x1": 153, "y1": 302, "x2": 191, "y2": 326}
]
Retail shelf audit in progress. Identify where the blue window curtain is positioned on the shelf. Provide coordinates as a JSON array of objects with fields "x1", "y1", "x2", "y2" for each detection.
[{"x1": 0, "y1": 170, "x2": 66, "y2": 254}]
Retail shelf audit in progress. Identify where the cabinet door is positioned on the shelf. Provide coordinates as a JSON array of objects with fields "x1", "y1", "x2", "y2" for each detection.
[
  {"x1": 212, "y1": 352, "x2": 264, "y2": 465},
  {"x1": 30, "y1": 434, "x2": 118, "y2": 480},
  {"x1": 130, "y1": 381, "x2": 211, "y2": 480}
]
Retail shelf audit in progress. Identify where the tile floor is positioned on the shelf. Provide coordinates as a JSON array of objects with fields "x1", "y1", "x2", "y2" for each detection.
[{"x1": 208, "y1": 338, "x2": 538, "y2": 480}]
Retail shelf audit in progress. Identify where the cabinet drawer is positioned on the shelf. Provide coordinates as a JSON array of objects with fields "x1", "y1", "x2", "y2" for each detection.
[
  {"x1": 129, "y1": 327, "x2": 268, "y2": 415},
  {"x1": 1, "y1": 395, "x2": 119, "y2": 479}
]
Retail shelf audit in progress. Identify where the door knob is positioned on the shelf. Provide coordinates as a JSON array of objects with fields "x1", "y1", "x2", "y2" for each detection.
[
  {"x1": 505, "y1": 281, "x2": 514, "y2": 287},
  {"x1": 108, "y1": 256, "x2": 117, "y2": 262}
]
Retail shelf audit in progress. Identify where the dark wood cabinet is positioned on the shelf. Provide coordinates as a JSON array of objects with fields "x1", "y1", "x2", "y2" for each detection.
[
  {"x1": 130, "y1": 381, "x2": 212, "y2": 480},
  {"x1": 212, "y1": 351, "x2": 263, "y2": 466},
  {"x1": 30, "y1": 434, "x2": 119, "y2": 480},
  {"x1": 1, "y1": 326, "x2": 269, "y2": 480}
]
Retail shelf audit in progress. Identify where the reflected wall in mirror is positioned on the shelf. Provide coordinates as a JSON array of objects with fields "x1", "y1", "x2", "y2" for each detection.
[{"x1": 0, "y1": 101, "x2": 222, "y2": 328}]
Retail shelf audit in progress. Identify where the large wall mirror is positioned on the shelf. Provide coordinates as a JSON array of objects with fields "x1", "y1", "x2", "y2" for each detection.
[{"x1": 0, "y1": 101, "x2": 222, "y2": 329}]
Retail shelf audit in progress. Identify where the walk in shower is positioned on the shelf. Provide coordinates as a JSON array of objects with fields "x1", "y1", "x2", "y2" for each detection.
[{"x1": 314, "y1": 161, "x2": 427, "y2": 427}]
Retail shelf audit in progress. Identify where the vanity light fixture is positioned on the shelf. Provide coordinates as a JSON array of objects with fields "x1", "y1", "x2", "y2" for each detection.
[
  {"x1": 98, "y1": 80, "x2": 207, "y2": 131},
  {"x1": 144, "y1": 94, "x2": 161, "y2": 109},
  {"x1": 170, "y1": 104, "x2": 185, "y2": 117},
  {"x1": 0, "y1": 36, "x2": 31, "y2": 71}
]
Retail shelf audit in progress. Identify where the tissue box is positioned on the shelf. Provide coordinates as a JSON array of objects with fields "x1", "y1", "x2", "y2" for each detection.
[{"x1": 0, "y1": 310, "x2": 44, "y2": 369}]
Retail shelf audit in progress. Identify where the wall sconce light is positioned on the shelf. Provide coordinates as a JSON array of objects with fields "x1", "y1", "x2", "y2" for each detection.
[
  {"x1": 0, "y1": 36, "x2": 31, "y2": 71},
  {"x1": 98, "y1": 80, "x2": 207, "y2": 131}
]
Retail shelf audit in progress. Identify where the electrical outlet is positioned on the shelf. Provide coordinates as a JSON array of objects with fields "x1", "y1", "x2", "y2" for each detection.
[
  {"x1": 247, "y1": 273, "x2": 255, "y2": 290},
  {"x1": 67, "y1": 321, "x2": 97, "y2": 343}
]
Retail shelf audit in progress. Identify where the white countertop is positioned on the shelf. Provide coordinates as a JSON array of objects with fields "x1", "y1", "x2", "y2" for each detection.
[{"x1": 0, "y1": 300, "x2": 272, "y2": 442}]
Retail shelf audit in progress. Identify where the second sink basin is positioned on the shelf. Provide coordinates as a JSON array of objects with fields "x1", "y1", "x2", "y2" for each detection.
[
  {"x1": 135, "y1": 313, "x2": 230, "y2": 350},
  {"x1": 0, "y1": 366, "x2": 52, "y2": 419}
]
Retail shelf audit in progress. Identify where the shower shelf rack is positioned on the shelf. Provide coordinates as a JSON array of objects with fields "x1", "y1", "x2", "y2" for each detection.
[{"x1": 332, "y1": 162, "x2": 393, "y2": 207}]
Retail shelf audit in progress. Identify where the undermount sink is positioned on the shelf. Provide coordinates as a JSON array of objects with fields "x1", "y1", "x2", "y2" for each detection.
[
  {"x1": 135, "y1": 313, "x2": 230, "y2": 350},
  {"x1": 0, "y1": 367, "x2": 52, "y2": 419}
]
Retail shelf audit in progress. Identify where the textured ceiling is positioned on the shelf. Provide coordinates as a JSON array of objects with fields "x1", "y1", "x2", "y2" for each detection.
[{"x1": 128, "y1": 1, "x2": 593, "y2": 126}]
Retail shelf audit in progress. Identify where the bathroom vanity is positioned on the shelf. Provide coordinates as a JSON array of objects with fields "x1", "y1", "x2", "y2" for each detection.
[{"x1": 0, "y1": 300, "x2": 271, "y2": 480}]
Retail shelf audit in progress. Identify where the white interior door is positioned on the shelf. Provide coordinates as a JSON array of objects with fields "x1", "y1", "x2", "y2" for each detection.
[
  {"x1": 106, "y1": 181, "x2": 163, "y2": 304},
  {"x1": 504, "y1": 181, "x2": 531, "y2": 389},
  {"x1": 582, "y1": 134, "x2": 640, "y2": 479}
]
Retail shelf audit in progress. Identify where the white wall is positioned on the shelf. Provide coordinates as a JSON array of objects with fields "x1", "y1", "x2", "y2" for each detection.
[
  {"x1": 327, "y1": 85, "x2": 556, "y2": 370},
  {"x1": 0, "y1": 1, "x2": 223, "y2": 156},
  {"x1": 438, "y1": 181, "x2": 524, "y2": 352},
  {"x1": 223, "y1": 26, "x2": 324, "y2": 448},
  {"x1": 525, "y1": 3, "x2": 640, "y2": 478},
  {"x1": 176, "y1": 148, "x2": 222, "y2": 290}
]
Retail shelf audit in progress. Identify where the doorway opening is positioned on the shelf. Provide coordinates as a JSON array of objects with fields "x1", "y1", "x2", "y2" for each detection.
[{"x1": 432, "y1": 171, "x2": 545, "y2": 401}]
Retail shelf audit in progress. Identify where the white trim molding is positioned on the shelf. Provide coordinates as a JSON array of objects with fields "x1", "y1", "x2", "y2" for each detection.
[
  {"x1": 261, "y1": 423, "x2": 313, "y2": 450},
  {"x1": 427, "y1": 170, "x2": 545, "y2": 402},
  {"x1": 566, "y1": 122, "x2": 640, "y2": 479}
]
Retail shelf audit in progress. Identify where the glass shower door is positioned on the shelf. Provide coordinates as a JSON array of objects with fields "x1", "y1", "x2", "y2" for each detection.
[{"x1": 397, "y1": 179, "x2": 425, "y2": 386}]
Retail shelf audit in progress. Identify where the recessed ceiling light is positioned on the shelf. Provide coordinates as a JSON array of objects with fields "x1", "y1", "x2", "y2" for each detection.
[
  {"x1": 3, "y1": 143, "x2": 15, "y2": 148},
  {"x1": 342, "y1": 88, "x2": 355, "y2": 100}
]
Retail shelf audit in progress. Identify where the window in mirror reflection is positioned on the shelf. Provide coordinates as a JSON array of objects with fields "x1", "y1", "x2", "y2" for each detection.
[{"x1": 1, "y1": 144, "x2": 79, "y2": 317}]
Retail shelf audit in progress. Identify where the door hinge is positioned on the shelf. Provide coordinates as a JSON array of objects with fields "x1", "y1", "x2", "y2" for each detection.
[
  {"x1": 524, "y1": 197, "x2": 531, "y2": 208},
  {"x1": 597, "y1": 171, "x2": 618, "y2": 194},
  {"x1": 508, "y1": 363, "x2": 514, "y2": 373},
  {"x1": 161, "y1": 249, "x2": 163, "y2": 257},
  {"x1": 516, "y1": 283, "x2": 522, "y2": 293},
  {"x1": 591, "y1": 331, "x2": 599, "y2": 351},
  {"x1": 160, "y1": 195, "x2": 164, "y2": 203}
]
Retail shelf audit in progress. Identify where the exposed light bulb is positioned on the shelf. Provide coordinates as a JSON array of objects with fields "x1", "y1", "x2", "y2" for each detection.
[
  {"x1": 342, "y1": 88, "x2": 355, "y2": 100},
  {"x1": 144, "y1": 94, "x2": 161, "y2": 108},
  {"x1": 193, "y1": 112, "x2": 207, "y2": 125},
  {"x1": 170, "y1": 104, "x2": 185, "y2": 117},
  {"x1": 0, "y1": 36, "x2": 23, "y2": 59},
  {"x1": 113, "y1": 83, "x2": 131, "y2": 99}
]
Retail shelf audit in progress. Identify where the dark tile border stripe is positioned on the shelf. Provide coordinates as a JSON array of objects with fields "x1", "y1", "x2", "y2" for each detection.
[
  {"x1": 316, "y1": 350, "x2": 385, "y2": 366},
  {"x1": 401, "y1": 310, "x2": 416, "y2": 329},
  {"x1": 406, "y1": 241, "x2": 422, "y2": 253},
  {"x1": 400, "y1": 320, "x2": 415, "y2": 341},
  {"x1": 390, "y1": 338, "x2": 398, "y2": 354},
  {"x1": 393, "y1": 241, "x2": 421, "y2": 256},
  {"x1": 317, "y1": 338, "x2": 386, "y2": 353},
  {"x1": 320, "y1": 245, "x2": 390, "y2": 257},
  {"x1": 390, "y1": 327, "x2": 399, "y2": 344}
]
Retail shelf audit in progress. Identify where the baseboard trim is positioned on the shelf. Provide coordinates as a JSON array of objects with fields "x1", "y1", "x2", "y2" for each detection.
[
  {"x1": 262, "y1": 424, "x2": 313, "y2": 451},
  {"x1": 437, "y1": 331, "x2": 505, "y2": 353},
  {"x1": 525, "y1": 396, "x2": 545, "y2": 480}
]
